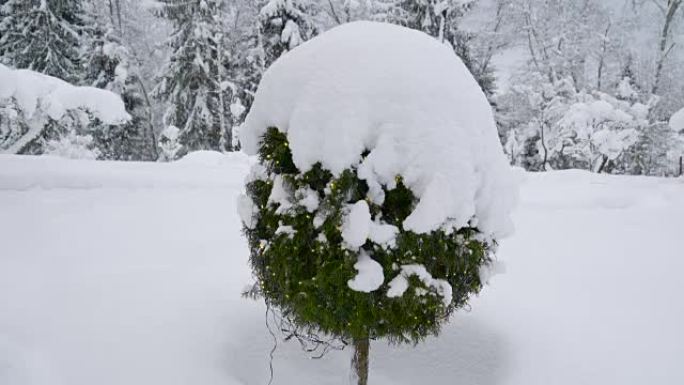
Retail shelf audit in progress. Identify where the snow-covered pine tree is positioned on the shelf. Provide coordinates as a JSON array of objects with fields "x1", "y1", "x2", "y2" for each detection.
[
  {"x1": 239, "y1": 22, "x2": 516, "y2": 385},
  {"x1": 221, "y1": 1, "x2": 264, "y2": 148},
  {"x1": 258, "y1": 0, "x2": 318, "y2": 67},
  {"x1": 154, "y1": 0, "x2": 234, "y2": 158},
  {"x1": 227, "y1": 0, "x2": 317, "y2": 150},
  {"x1": 82, "y1": 16, "x2": 157, "y2": 161},
  {"x1": 0, "y1": 0, "x2": 99, "y2": 155},
  {"x1": 0, "y1": 0, "x2": 86, "y2": 83}
]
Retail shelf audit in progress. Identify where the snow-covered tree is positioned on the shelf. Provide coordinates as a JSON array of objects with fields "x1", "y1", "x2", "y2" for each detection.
[
  {"x1": 221, "y1": 1, "x2": 264, "y2": 141},
  {"x1": 465, "y1": 0, "x2": 517, "y2": 90},
  {"x1": 157, "y1": 125, "x2": 181, "y2": 161},
  {"x1": 0, "y1": 64, "x2": 129, "y2": 156},
  {"x1": 488, "y1": 0, "x2": 684, "y2": 175},
  {"x1": 82, "y1": 0, "x2": 176, "y2": 159},
  {"x1": 83, "y1": 18, "x2": 157, "y2": 160},
  {"x1": 518, "y1": 0, "x2": 611, "y2": 89},
  {"x1": 0, "y1": 0, "x2": 87, "y2": 83},
  {"x1": 553, "y1": 93, "x2": 641, "y2": 173},
  {"x1": 651, "y1": 0, "x2": 683, "y2": 96},
  {"x1": 239, "y1": 22, "x2": 516, "y2": 385},
  {"x1": 323, "y1": 0, "x2": 380, "y2": 24},
  {"x1": 378, "y1": 0, "x2": 473, "y2": 41},
  {"x1": 154, "y1": 0, "x2": 235, "y2": 158},
  {"x1": 501, "y1": 73, "x2": 647, "y2": 173},
  {"x1": 258, "y1": 0, "x2": 318, "y2": 67},
  {"x1": 514, "y1": 76, "x2": 578, "y2": 171}
]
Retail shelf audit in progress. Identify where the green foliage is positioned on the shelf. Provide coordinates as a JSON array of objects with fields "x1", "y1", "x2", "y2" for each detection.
[{"x1": 243, "y1": 127, "x2": 494, "y2": 344}]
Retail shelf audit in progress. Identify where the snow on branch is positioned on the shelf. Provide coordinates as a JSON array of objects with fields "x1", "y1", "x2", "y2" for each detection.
[
  {"x1": 0, "y1": 64, "x2": 130, "y2": 155},
  {"x1": 0, "y1": 64, "x2": 130, "y2": 125}
]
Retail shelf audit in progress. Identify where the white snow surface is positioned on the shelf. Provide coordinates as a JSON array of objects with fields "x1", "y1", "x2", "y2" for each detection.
[
  {"x1": 670, "y1": 107, "x2": 684, "y2": 132},
  {"x1": 241, "y1": 21, "x2": 517, "y2": 238},
  {"x1": 2, "y1": 155, "x2": 684, "y2": 385},
  {"x1": 347, "y1": 250, "x2": 385, "y2": 293},
  {"x1": 0, "y1": 64, "x2": 129, "y2": 124}
]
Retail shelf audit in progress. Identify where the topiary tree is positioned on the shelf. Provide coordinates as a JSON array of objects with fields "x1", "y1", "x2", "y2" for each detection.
[{"x1": 238, "y1": 21, "x2": 516, "y2": 385}]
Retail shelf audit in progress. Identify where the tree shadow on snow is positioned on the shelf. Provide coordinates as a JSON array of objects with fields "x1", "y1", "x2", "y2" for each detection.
[
  {"x1": 223, "y1": 307, "x2": 508, "y2": 385},
  {"x1": 373, "y1": 315, "x2": 509, "y2": 385}
]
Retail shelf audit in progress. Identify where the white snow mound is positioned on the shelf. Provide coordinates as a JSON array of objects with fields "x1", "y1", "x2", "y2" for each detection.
[
  {"x1": 0, "y1": 64, "x2": 129, "y2": 124},
  {"x1": 241, "y1": 21, "x2": 517, "y2": 238},
  {"x1": 670, "y1": 107, "x2": 684, "y2": 132}
]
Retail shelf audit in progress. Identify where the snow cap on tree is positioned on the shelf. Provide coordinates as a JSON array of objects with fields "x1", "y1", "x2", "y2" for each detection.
[{"x1": 239, "y1": 20, "x2": 516, "y2": 350}]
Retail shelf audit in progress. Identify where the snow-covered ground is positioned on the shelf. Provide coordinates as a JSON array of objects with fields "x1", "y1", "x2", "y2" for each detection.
[{"x1": 1, "y1": 153, "x2": 683, "y2": 385}]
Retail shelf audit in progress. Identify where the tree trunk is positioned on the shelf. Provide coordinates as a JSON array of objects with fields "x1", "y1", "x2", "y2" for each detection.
[
  {"x1": 596, "y1": 155, "x2": 609, "y2": 174},
  {"x1": 350, "y1": 338, "x2": 369, "y2": 385},
  {"x1": 540, "y1": 122, "x2": 549, "y2": 171},
  {"x1": 652, "y1": 0, "x2": 682, "y2": 95},
  {"x1": 135, "y1": 77, "x2": 159, "y2": 160},
  {"x1": 596, "y1": 22, "x2": 611, "y2": 91}
]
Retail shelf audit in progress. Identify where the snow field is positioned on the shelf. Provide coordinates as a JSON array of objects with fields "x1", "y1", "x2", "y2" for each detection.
[{"x1": 1, "y1": 155, "x2": 684, "y2": 384}]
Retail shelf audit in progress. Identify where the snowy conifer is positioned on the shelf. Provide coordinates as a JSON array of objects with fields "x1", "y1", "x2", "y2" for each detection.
[
  {"x1": 154, "y1": 0, "x2": 234, "y2": 158},
  {"x1": 83, "y1": 19, "x2": 157, "y2": 160},
  {"x1": 158, "y1": 125, "x2": 182, "y2": 161},
  {"x1": 222, "y1": 1, "x2": 264, "y2": 142},
  {"x1": 0, "y1": 0, "x2": 86, "y2": 83},
  {"x1": 258, "y1": 0, "x2": 318, "y2": 67}
]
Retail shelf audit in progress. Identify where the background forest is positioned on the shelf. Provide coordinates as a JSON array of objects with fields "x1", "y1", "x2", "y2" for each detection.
[{"x1": 1, "y1": 0, "x2": 683, "y2": 176}]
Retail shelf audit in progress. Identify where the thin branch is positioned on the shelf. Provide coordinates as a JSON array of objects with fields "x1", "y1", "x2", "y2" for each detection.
[{"x1": 327, "y1": 0, "x2": 343, "y2": 24}]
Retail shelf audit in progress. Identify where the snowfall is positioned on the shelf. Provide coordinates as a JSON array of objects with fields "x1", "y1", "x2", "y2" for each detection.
[{"x1": 1, "y1": 152, "x2": 683, "y2": 385}]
